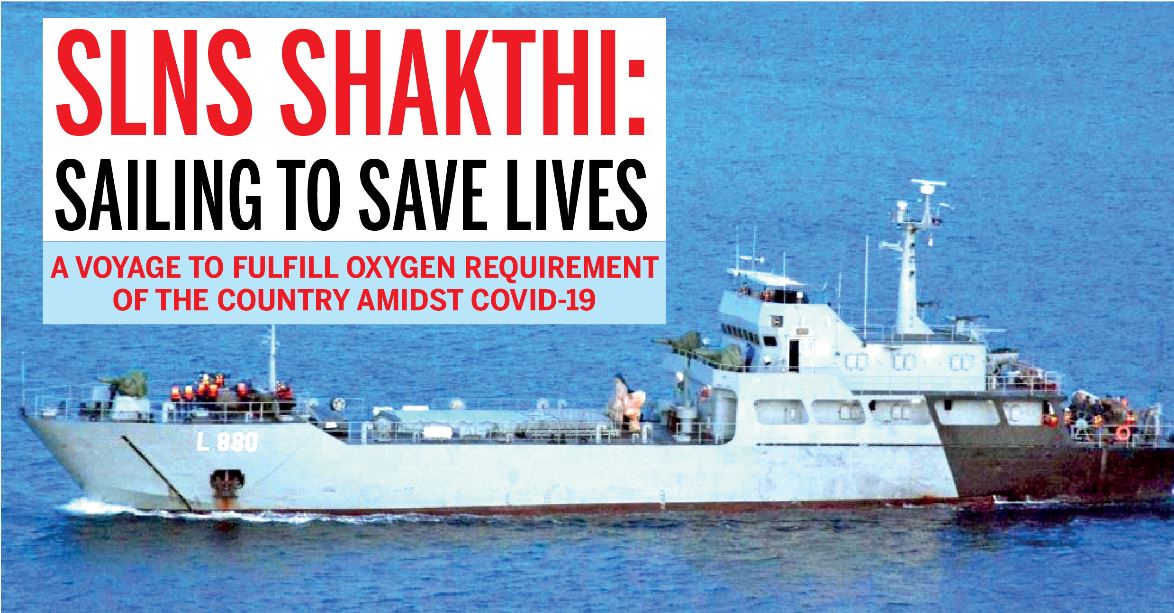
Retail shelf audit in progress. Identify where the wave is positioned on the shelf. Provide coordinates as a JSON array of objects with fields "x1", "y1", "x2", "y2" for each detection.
[
  {"x1": 57, "y1": 497, "x2": 460, "y2": 524},
  {"x1": 992, "y1": 497, "x2": 1174, "y2": 509}
]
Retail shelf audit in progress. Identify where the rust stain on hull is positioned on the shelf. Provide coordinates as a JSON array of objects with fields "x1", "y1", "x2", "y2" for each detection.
[{"x1": 177, "y1": 496, "x2": 1005, "y2": 516}]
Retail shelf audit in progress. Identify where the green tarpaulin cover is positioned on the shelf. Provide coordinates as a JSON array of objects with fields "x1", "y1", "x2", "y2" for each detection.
[
  {"x1": 658, "y1": 331, "x2": 743, "y2": 369},
  {"x1": 100, "y1": 370, "x2": 148, "y2": 398}
]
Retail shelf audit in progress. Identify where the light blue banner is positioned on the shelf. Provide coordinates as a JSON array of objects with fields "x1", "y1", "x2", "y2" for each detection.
[{"x1": 44, "y1": 242, "x2": 666, "y2": 324}]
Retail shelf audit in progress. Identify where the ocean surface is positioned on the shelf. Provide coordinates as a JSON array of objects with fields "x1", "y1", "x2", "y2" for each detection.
[{"x1": 3, "y1": 3, "x2": 1173, "y2": 612}]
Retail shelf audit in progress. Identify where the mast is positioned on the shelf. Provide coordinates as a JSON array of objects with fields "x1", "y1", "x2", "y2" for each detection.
[
  {"x1": 836, "y1": 272, "x2": 842, "y2": 315},
  {"x1": 731, "y1": 225, "x2": 765, "y2": 281},
  {"x1": 891, "y1": 179, "x2": 947, "y2": 335},
  {"x1": 863, "y1": 235, "x2": 870, "y2": 340},
  {"x1": 268, "y1": 324, "x2": 277, "y2": 392}
]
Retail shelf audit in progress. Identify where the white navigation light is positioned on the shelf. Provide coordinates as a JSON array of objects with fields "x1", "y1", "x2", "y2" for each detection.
[
  {"x1": 897, "y1": 200, "x2": 908, "y2": 211},
  {"x1": 920, "y1": 184, "x2": 935, "y2": 195}
]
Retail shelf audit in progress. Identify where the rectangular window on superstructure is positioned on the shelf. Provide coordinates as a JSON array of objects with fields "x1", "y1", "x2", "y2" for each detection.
[
  {"x1": 755, "y1": 400, "x2": 807, "y2": 425},
  {"x1": 811, "y1": 400, "x2": 866, "y2": 425},
  {"x1": 764, "y1": 336, "x2": 777, "y2": 346}
]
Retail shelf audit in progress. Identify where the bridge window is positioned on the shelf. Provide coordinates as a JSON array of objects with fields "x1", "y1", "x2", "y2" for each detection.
[{"x1": 723, "y1": 324, "x2": 769, "y2": 346}]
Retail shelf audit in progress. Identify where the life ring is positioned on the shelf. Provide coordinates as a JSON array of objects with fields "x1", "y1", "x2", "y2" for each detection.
[
  {"x1": 1041, "y1": 414, "x2": 1059, "y2": 428},
  {"x1": 1114, "y1": 425, "x2": 1131, "y2": 443},
  {"x1": 331, "y1": 397, "x2": 347, "y2": 412}
]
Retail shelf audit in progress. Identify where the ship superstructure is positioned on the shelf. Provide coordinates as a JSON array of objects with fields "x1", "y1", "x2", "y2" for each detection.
[{"x1": 23, "y1": 181, "x2": 1174, "y2": 513}]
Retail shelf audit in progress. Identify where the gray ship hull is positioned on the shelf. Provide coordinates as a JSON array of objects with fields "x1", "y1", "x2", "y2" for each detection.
[
  {"x1": 31, "y1": 413, "x2": 1174, "y2": 513},
  {"x1": 27, "y1": 417, "x2": 965, "y2": 512}
]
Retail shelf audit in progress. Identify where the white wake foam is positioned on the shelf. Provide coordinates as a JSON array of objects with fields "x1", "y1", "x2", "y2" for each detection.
[
  {"x1": 60, "y1": 498, "x2": 144, "y2": 516},
  {"x1": 58, "y1": 497, "x2": 459, "y2": 524}
]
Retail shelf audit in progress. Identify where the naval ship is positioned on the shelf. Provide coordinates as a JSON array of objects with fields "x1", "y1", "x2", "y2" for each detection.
[{"x1": 23, "y1": 180, "x2": 1174, "y2": 513}]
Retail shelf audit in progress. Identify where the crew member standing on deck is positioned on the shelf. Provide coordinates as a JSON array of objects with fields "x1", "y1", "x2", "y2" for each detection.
[{"x1": 610, "y1": 374, "x2": 644, "y2": 432}]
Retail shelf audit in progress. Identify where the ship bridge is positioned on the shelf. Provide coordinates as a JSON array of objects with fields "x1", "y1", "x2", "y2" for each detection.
[
  {"x1": 719, "y1": 268, "x2": 814, "y2": 373},
  {"x1": 711, "y1": 270, "x2": 996, "y2": 395},
  {"x1": 683, "y1": 181, "x2": 1064, "y2": 398}
]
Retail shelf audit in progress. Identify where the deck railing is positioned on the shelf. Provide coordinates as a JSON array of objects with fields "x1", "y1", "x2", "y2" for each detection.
[
  {"x1": 348, "y1": 414, "x2": 728, "y2": 446},
  {"x1": 1067, "y1": 420, "x2": 1171, "y2": 449},
  {"x1": 667, "y1": 348, "x2": 1062, "y2": 395},
  {"x1": 22, "y1": 385, "x2": 335, "y2": 424},
  {"x1": 22, "y1": 386, "x2": 738, "y2": 445},
  {"x1": 855, "y1": 325, "x2": 982, "y2": 344}
]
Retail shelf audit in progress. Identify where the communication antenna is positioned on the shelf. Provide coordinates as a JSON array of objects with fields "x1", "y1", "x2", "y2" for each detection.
[
  {"x1": 927, "y1": 201, "x2": 951, "y2": 247},
  {"x1": 734, "y1": 225, "x2": 765, "y2": 276},
  {"x1": 836, "y1": 272, "x2": 843, "y2": 316},
  {"x1": 735, "y1": 226, "x2": 741, "y2": 272},
  {"x1": 1157, "y1": 322, "x2": 1168, "y2": 404},
  {"x1": 863, "y1": 234, "x2": 870, "y2": 340},
  {"x1": 268, "y1": 324, "x2": 277, "y2": 392},
  {"x1": 751, "y1": 226, "x2": 757, "y2": 269}
]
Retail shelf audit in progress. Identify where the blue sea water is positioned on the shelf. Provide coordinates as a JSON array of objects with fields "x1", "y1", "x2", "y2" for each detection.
[{"x1": 3, "y1": 2, "x2": 1173, "y2": 612}]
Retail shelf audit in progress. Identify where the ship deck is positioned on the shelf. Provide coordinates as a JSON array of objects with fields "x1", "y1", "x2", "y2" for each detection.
[
  {"x1": 22, "y1": 388, "x2": 734, "y2": 447},
  {"x1": 23, "y1": 387, "x2": 1174, "y2": 451}
]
